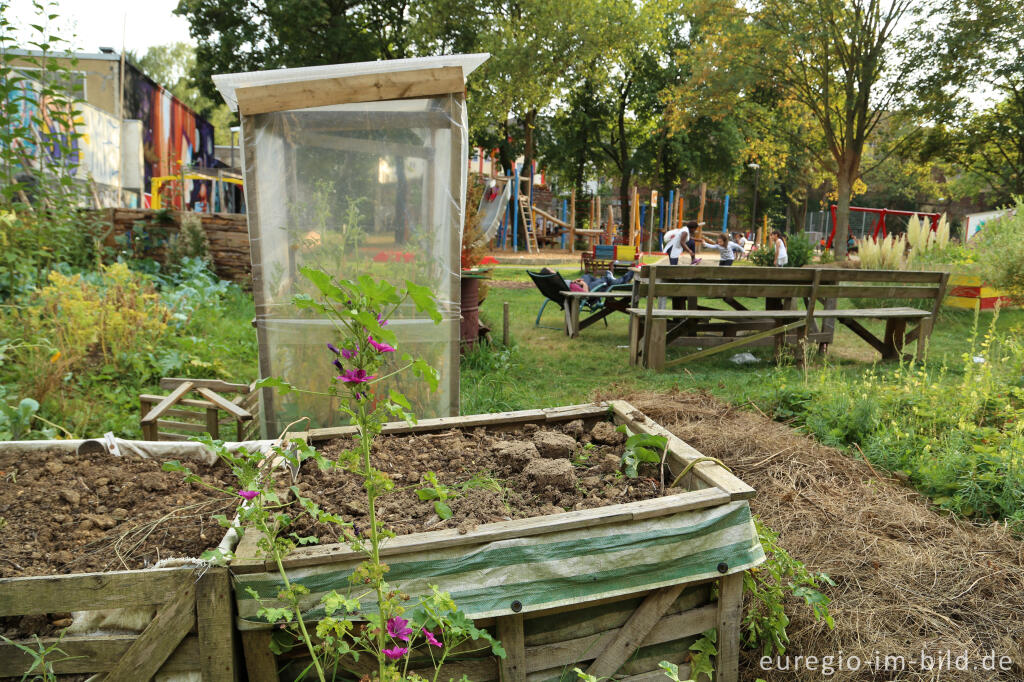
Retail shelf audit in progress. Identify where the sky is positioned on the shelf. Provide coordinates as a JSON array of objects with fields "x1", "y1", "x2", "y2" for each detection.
[{"x1": 8, "y1": 0, "x2": 193, "y2": 55}]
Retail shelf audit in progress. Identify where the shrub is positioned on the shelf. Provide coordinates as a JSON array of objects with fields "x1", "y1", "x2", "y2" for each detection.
[
  {"x1": 973, "y1": 197, "x2": 1024, "y2": 303},
  {"x1": 748, "y1": 244, "x2": 775, "y2": 266},
  {"x1": 166, "y1": 213, "x2": 211, "y2": 270},
  {"x1": 785, "y1": 232, "x2": 813, "y2": 268}
]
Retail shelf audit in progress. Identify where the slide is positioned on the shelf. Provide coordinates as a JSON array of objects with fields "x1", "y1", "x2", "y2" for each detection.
[{"x1": 476, "y1": 179, "x2": 510, "y2": 244}]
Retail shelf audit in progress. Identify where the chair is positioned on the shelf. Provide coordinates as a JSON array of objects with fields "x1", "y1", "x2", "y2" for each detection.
[{"x1": 527, "y1": 269, "x2": 574, "y2": 329}]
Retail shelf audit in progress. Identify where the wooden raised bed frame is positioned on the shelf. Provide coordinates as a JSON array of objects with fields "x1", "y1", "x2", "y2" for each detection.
[
  {"x1": 231, "y1": 401, "x2": 759, "y2": 682},
  {"x1": 0, "y1": 450, "x2": 240, "y2": 681}
]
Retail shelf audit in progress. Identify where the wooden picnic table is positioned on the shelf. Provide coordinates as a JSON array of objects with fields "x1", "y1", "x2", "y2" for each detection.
[
  {"x1": 627, "y1": 265, "x2": 949, "y2": 369},
  {"x1": 562, "y1": 290, "x2": 634, "y2": 337}
]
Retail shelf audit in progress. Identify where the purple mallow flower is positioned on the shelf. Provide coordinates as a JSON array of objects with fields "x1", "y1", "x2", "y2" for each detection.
[
  {"x1": 333, "y1": 358, "x2": 344, "y2": 372},
  {"x1": 327, "y1": 343, "x2": 340, "y2": 355},
  {"x1": 383, "y1": 646, "x2": 408, "y2": 660},
  {"x1": 341, "y1": 347, "x2": 356, "y2": 360},
  {"x1": 387, "y1": 616, "x2": 413, "y2": 642},
  {"x1": 377, "y1": 314, "x2": 389, "y2": 327},
  {"x1": 238, "y1": 490, "x2": 259, "y2": 501},
  {"x1": 339, "y1": 369, "x2": 375, "y2": 384},
  {"x1": 367, "y1": 336, "x2": 396, "y2": 353},
  {"x1": 422, "y1": 628, "x2": 442, "y2": 647}
]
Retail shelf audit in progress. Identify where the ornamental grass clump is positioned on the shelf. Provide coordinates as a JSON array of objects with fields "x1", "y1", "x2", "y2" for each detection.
[{"x1": 168, "y1": 266, "x2": 503, "y2": 681}]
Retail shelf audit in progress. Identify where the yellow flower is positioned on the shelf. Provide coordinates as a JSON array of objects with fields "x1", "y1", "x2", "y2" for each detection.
[{"x1": 49, "y1": 350, "x2": 61, "y2": 363}]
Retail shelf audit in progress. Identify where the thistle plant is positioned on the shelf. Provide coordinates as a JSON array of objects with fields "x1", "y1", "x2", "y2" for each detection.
[{"x1": 174, "y1": 266, "x2": 503, "y2": 681}]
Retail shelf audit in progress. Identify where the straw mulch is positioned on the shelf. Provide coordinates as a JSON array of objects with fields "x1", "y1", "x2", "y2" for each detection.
[{"x1": 610, "y1": 389, "x2": 1024, "y2": 681}]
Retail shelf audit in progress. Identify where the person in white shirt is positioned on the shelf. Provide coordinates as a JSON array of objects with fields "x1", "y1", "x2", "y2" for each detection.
[
  {"x1": 662, "y1": 221, "x2": 702, "y2": 265},
  {"x1": 702, "y1": 234, "x2": 745, "y2": 266},
  {"x1": 772, "y1": 230, "x2": 788, "y2": 266}
]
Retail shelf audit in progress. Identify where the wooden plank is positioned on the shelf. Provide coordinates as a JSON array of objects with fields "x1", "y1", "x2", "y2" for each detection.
[
  {"x1": 103, "y1": 580, "x2": 196, "y2": 682},
  {"x1": 610, "y1": 401, "x2": 755, "y2": 500},
  {"x1": 157, "y1": 419, "x2": 212, "y2": 433},
  {"x1": 206, "y1": 407, "x2": 221, "y2": 440},
  {"x1": 637, "y1": 265, "x2": 817, "y2": 282},
  {"x1": 236, "y1": 66, "x2": 465, "y2": 116},
  {"x1": 882, "y1": 317, "x2": 908, "y2": 360},
  {"x1": 916, "y1": 317, "x2": 933, "y2": 362},
  {"x1": 561, "y1": 291, "x2": 633, "y2": 298},
  {"x1": 0, "y1": 567, "x2": 195, "y2": 617},
  {"x1": 156, "y1": 432, "x2": 192, "y2": 441},
  {"x1": 648, "y1": 318, "x2": 667, "y2": 370},
  {"x1": 305, "y1": 408, "x2": 550, "y2": 440},
  {"x1": 246, "y1": 488, "x2": 728, "y2": 574},
  {"x1": 141, "y1": 381, "x2": 194, "y2": 427},
  {"x1": 197, "y1": 386, "x2": 254, "y2": 421},
  {"x1": 240, "y1": 630, "x2": 280, "y2": 682},
  {"x1": 650, "y1": 283, "x2": 816, "y2": 299},
  {"x1": 715, "y1": 573, "x2": 744, "y2": 682},
  {"x1": 816, "y1": 284, "x2": 941, "y2": 299},
  {"x1": 497, "y1": 614, "x2": 526, "y2": 682},
  {"x1": 626, "y1": 308, "x2": 806, "y2": 319},
  {"x1": 160, "y1": 378, "x2": 250, "y2": 393},
  {"x1": 642, "y1": 265, "x2": 658, "y2": 369},
  {"x1": 531, "y1": 605, "x2": 715, "y2": 676},
  {"x1": 585, "y1": 585, "x2": 686, "y2": 678},
  {"x1": 664, "y1": 320, "x2": 806, "y2": 367},
  {"x1": 197, "y1": 567, "x2": 237, "y2": 681},
  {"x1": 838, "y1": 318, "x2": 887, "y2": 355},
  {"x1": 812, "y1": 307, "x2": 930, "y2": 319},
  {"x1": 0, "y1": 634, "x2": 199, "y2": 676}
]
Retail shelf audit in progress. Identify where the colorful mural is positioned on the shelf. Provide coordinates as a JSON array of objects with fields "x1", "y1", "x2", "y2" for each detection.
[{"x1": 122, "y1": 65, "x2": 215, "y2": 208}]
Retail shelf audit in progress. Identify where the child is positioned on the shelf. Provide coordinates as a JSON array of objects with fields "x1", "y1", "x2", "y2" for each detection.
[
  {"x1": 772, "y1": 230, "x2": 788, "y2": 267},
  {"x1": 663, "y1": 221, "x2": 702, "y2": 265},
  {"x1": 702, "y1": 233, "x2": 745, "y2": 266}
]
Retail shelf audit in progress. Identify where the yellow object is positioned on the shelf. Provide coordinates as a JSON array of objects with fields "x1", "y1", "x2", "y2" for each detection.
[{"x1": 151, "y1": 174, "x2": 244, "y2": 209}]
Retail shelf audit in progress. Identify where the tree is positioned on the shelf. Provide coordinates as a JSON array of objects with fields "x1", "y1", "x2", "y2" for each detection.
[{"x1": 174, "y1": 0, "x2": 411, "y2": 102}]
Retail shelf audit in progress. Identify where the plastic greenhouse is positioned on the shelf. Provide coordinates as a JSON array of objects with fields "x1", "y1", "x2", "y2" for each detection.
[{"x1": 214, "y1": 54, "x2": 488, "y2": 434}]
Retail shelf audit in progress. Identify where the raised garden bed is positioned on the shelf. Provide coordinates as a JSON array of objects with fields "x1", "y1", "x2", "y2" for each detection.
[
  {"x1": 0, "y1": 443, "x2": 240, "y2": 680},
  {"x1": 231, "y1": 401, "x2": 764, "y2": 682}
]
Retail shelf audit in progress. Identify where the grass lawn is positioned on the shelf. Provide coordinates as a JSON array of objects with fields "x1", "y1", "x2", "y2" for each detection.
[{"x1": 462, "y1": 267, "x2": 1024, "y2": 414}]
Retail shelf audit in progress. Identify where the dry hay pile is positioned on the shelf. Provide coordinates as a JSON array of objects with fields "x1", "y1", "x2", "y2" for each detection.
[{"x1": 613, "y1": 389, "x2": 1024, "y2": 681}]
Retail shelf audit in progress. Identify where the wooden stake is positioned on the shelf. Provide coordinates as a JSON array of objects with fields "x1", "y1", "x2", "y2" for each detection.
[
  {"x1": 570, "y1": 191, "x2": 576, "y2": 253},
  {"x1": 503, "y1": 301, "x2": 510, "y2": 346}
]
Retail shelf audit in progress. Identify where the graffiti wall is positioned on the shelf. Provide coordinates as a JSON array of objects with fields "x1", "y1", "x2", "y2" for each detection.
[
  {"x1": 122, "y1": 65, "x2": 215, "y2": 207},
  {"x1": 3, "y1": 72, "x2": 128, "y2": 205}
]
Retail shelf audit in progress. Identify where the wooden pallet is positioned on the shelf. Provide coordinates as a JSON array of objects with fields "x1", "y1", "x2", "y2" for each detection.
[{"x1": 233, "y1": 401, "x2": 757, "y2": 682}]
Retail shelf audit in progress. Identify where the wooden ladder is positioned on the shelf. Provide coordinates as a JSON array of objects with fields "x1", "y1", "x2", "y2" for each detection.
[{"x1": 518, "y1": 194, "x2": 539, "y2": 253}]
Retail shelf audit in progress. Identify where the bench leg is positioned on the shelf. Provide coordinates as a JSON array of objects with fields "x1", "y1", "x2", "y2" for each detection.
[
  {"x1": 629, "y1": 315, "x2": 641, "y2": 367},
  {"x1": 648, "y1": 318, "x2": 667, "y2": 370},
  {"x1": 882, "y1": 318, "x2": 907, "y2": 360},
  {"x1": 916, "y1": 317, "x2": 933, "y2": 363}
]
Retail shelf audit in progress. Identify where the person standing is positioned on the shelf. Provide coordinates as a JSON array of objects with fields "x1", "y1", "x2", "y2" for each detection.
[
  {"x1": 772, "y1": 230, "x2": 789, "y2": 267},
  {"x1": 663, "y1": 222, "x2": 702, "y2": 265}
]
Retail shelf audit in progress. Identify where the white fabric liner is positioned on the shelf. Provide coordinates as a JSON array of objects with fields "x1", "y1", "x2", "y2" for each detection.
[{"x1": 213, "y1": 53, "x2": 490, "y2": 112}]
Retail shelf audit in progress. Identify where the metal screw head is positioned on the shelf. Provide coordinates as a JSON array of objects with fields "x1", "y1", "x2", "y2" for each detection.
[
  {"x1": 510, "y1": 600, "x2": 523, "y2": 613},
  {"x1": 717, "y1": 562, "x2": 729, "y2": 574}
]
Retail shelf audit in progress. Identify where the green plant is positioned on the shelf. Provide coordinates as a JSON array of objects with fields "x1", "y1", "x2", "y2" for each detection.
[
  {"x1": 658, "y1": 629, "x2": 717, "y2": 681},
  {"x1": 748, "y1": 244, "x2": 775, "y2": 267},
  {"x1": 0, "y1": 632, "x2": 82, "y2": 681},
  {"x1": 0, "y1": 393, "x2": 51, "y2": 440},
  {"x1": 619, "y1": 431, "x2": 668, "y2": 478},
  {"x1": 417, "y1": 471, "x2": 457, "y2": 520},
  {"x1": 784, "y1": 232, "x2": 813, "y2": 268},
  {"x1": 166, "y1": 213, "x2": 211, "y2": 270},
  {"x1": 743, "y1": 518, "x2": 835, "y2": 657},
  {"x1": 176, "y1": 267, "x2": 504, "y2": 681},
  {"x1": 974, "y1": 197, "x2": 1024, "y2": 303}
]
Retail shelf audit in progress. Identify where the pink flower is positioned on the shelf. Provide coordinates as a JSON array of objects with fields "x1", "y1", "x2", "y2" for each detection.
[
  {"x1": 376, "y1": 314, "x2": 389, "y2": 327},
  {"x1": 326, "y1": 343, "x2": 340, "y2": 355},
  {"x1": 341, "y1": 347, "x2": 356, "y2": 360},
  {"x1": 383, "y1": 646, "x2": 408, "y2": 660},
  {"x1": 422, "y1": 628, "x2": 442, "y2": 647},
  {"x1": 338, "y1": 369, "x2": 375, "y2": 384},
  {"x1": 387, "y1": 616, "x2": 412, "y2": 642},
  {"x1": 367, "y1": 336, "x2": 396, "y2": 353},
  {"x1": 238, "y1": 490, "x2": 258, "y2": 501}
]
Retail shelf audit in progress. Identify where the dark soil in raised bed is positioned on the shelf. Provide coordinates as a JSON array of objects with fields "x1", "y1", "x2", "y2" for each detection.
[
  {"x1": 290, "y1": 417, "x2": 667, "y2": 543},
  {"x1": 0, "y1": 450, "x2": 237, "y2": 579}
]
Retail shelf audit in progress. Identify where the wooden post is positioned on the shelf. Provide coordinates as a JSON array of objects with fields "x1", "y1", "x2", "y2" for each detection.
[
  {"x1": 206, "y1": 406, "x2": 220, "y2": 440},
  {"x1": 196, "y1": 568, "x2": 237, "y2": 681},
  {"x1": 570, "y1": 191, "x2": 576, "y2": 253},
  {"x1": 696, "y1": 182, "x2": 707, "y2": 223},
  {"x1": 497, "y1": 614, "x2": 526, "y2": 682},
  {"x1": 716, "y1": 573, "x2": 744, "y2": 682},
  {"x1": 648, "y1": 190, "x2": 658, "y2": 252},
  {"x1": 241, "y1": 631, "x2": 279, "y2": 682},
  {"x1": 586, "y1": 584, "x2": 686, "y2": 678},
  {"x1": 596, "y1": 195, "x2": 601, "y2": 240},
  {"x1": 503, "y1": 301, "x2": 510, "y2": 347},
  {"x1": 607, "y1": 205, "x2": 615, "y2": 245}
]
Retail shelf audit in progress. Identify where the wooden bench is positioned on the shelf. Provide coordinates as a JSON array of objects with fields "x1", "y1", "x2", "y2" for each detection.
[
  {"x1": 628, "y1": 265, "x2": 949, "y2": 369},
  {"x1": 562, "y1": 290, "x2": 634, "y2": 337}
]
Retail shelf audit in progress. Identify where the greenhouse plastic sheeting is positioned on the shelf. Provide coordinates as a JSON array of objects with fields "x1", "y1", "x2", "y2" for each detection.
[
  {"x1": 234, "y1": 500, "x2": 766, "y2": 625},
  {"x1": 237, "y1": 95, "x2": 467, "y2": 433}
]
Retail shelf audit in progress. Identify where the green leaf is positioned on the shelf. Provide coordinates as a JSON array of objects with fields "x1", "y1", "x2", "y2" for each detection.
[
  {"x1": 299, "y1": 266, "x2": 347, "y2": 302},
  {"x1": 405, "y1": 280, "x2": 442, "y2": 323},
  {"x1": 254, "y1": 376, "x2": 295, "y2": 395},
  {"x1": 435, "y1": 501, "x2": 453, "y2": 519},
  {"x1": 17, "y1": 397, "x2": 39, "y2": 424},
  {"x1": 416, "y1": 488, "x2": 440, "y2": 501}
]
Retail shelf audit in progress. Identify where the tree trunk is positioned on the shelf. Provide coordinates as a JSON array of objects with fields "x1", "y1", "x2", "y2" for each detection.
[
  {"x1": 523, "y1": 109, "x2": 537, "y2": 179},
  {"x1": 618, "y1": 174, "x2": 631, "y2": 244},
  {"x1": 834, "y1": 165, "x2": 852, "y2": 259}
]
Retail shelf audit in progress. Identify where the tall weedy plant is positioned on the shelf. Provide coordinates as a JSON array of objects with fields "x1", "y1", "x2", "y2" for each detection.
[{"x1": 169, "y1": 266, "x2": 503, "y2": 681}]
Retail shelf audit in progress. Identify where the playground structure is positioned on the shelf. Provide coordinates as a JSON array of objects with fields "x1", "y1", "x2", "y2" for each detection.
[
  {"x1": 825, "y1": 205, "x2": 942, "y2": 248},
  {"x1": 477, "y1": 164, "x2": 735, "y2": 255},
  {"x1": 150, "y1": 166, "x2": 245, "y2": 211}
]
